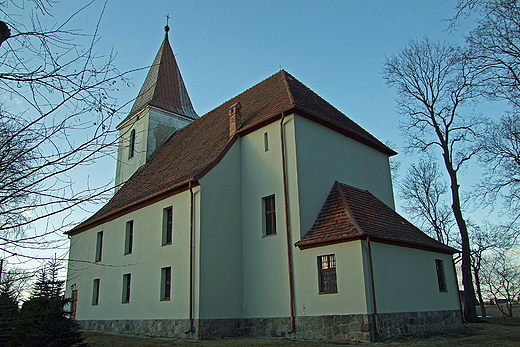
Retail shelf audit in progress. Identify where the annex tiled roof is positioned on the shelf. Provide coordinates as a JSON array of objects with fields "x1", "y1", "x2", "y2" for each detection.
[
  {"x1": 69, "y1": 70, "x2": 395, "y2": 234},
  {"x1": 126, "y1": 31, "x2": 198, "y2": 121},
  {"x1": 295, "y1": 182, "x2": 457, "y2": 254}
]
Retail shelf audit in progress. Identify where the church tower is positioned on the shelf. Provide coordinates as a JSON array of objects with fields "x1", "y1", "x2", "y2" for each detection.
[{"x1": 115, "y1": 26, "x2": 198, "y2": 190}]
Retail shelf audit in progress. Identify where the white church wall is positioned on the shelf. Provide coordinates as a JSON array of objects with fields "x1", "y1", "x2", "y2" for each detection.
[
  {"x1": 369, "y1": 242, "x2": 460, "y2": 313},
  {"x1": 240, "y1": 119, "x2": 292, "y2": 318},
  {"x1": 293, "y1": 240, "x2": 370, "y2": 317},
  {"x1": 197, "y1": 142, "x2": 243, "y2": 319},
  {"x1": 292, "y1": 115, "x2": 395, "y2": 238},
  {"x1": 66, "y1": 189, "x2": 193, "y2": 320}
]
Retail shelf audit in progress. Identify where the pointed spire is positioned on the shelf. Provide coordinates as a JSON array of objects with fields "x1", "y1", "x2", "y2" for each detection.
[{"x1": 129, "y1": 26, "x2": 198, "y2": 119}]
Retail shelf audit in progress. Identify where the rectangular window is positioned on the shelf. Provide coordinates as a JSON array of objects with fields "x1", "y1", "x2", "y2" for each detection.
[
  {"x1": 122, "y1": 273, "x2": 131, "y2": 303},
  {"x1": 263, "y1": 195, "x2": 276, "y2": 236},
  {"x1": 318, "y1": 254, "x2": 337, "y2": 294},
  {"x1": 161, "y1": 267, "x2": 172, "y2": 301},
  {"x1": 95, "y1": 231, "x2": 103, "y2": 262},
  {"x1": 162, "y1": 206, "x2": 173, "y2": 245},
  {"x1": 92, "y1": 279, "x2": 100, "y2": 305},
  {"x1": 125, "y1": 220, "x2": 134, "y2": 255},
  {"x1": 435, "y1": 259, "x2": 447, "y2": 292},
  {"x1": 264, "y1": 132, "x2": 269, "y2": 152}
]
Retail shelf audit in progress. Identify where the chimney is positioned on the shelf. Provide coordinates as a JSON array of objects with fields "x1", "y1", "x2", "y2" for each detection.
[{"x1": 229, "y1": 102, "x2": 241, "y2": 137}]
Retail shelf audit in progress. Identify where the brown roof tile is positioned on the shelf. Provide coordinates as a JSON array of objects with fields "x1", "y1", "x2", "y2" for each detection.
[
  {"x1": 295, "y1": 182, "x2": 457, "y2": 254},
  {"x1": 69, "y1": 71, "x2": 395, "y2": 234}
]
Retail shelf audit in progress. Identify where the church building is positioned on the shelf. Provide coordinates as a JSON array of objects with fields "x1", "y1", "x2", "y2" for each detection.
[{"x1": 66, "y1": 27, "x2": 463, "y2": 342}]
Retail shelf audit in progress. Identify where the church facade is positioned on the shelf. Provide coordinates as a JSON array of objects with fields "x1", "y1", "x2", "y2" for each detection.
[{"x1": 66, "y1": 30, "x2": 463, "y2": 342}]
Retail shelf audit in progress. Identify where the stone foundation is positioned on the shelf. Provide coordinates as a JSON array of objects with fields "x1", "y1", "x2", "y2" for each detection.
[{"x1": 78, "y1": 309, "x2": 462, "y2": 342}]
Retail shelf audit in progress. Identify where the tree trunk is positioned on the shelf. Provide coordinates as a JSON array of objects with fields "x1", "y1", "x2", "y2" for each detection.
[
  {"x1": 442, "y1": 150, "x2": 479, "y2": 322},
  {"x1": 473, "y1": 266, "x2": 486, "y2": 318}
]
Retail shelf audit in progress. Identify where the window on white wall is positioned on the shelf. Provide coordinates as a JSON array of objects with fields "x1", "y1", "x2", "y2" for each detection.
[
  {"x1": 263, "y1": 195, "x2": 276, "y2": 236},
  {"x1": 92, "y1": 278, "x2": 100, "y2": 305},
  {"x1": 161, "y1": 266, "x2": 171, "y2": 301},
  {"x1": 162, "y1": 206, "x2": 173, "y2": 245},
  {"x1": 318, "y1": 254, "x2": 337, "y2": 294},
  {"x1": 435, "y1": 259, "x2": 447, "y2": 292},
  {"x1": 122, "y1": 273, "x2": 131, "y2": 303},
  {"x1": 125, "y1": 220, "x2": 134, "y2": 255},
  {"x1": 95, "y1": 231, "x2": 103, "y2": 262},
  {"x1": 264, "y1": 132, "x2": 269, "y2": 152}
]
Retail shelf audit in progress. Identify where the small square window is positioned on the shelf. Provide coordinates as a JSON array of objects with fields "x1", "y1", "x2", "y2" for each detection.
[
  {"x1": 92, "y1": 279, "x2": 100, "y2": 305},
  {"x1": 125, "y1": 220, "x2": 134, "y2": 255},
  {"x1": 161, "y1": 267, "x2": 171, "y2": 301},
  {"x1": 122, "y1": 273, "x2": 131, "y2": 303},
  {"x1": 162, "y1": 206, "x2": 173, "y2": 245},
  {"x1": 435, "y1": 259, "x2": 447, "y2": 292},
  {"x1": 263, "y1": 195, "x2": 276, "y2": 236},
  {"x1": 95, "y1": 231, "x2": 103, "y2": 262},
  {"x1": 318, "y1": 254, "x2": 337, "y2": 294}
]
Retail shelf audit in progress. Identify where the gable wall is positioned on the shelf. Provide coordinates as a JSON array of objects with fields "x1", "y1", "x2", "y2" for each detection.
[
  {"x1": 66, "y1": 189, "x2": 193, "y2": 320},
  {"x1": 292, "y1": 115, "x2": 394, "y2": 238}
]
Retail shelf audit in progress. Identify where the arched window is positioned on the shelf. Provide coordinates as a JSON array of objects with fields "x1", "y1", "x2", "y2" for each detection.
[{"x1": 128, "y1": 129, "x2": 136, "y2": 159}]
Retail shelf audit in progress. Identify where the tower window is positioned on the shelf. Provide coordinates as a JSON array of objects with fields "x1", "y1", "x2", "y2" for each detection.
[
  {"x1": 264, "y1": 132, "x2": 269, "y2": 152},
  {"x1": 128, "y1": 129, "x2": 136, "y2": 159}
]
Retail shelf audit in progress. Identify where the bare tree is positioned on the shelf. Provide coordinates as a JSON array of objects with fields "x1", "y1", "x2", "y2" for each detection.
[
  {"x1": 383, "y1": 38, "x2": 484, "y2": 322},
  {"x1": 481, "y1": 248, "x2": 520, "y2": 317},
  {"x1": 467, "y1": 221, "x2": 515, "y2": 318},
  {"x1": 399, "y1": 159, "x2": 455, "y2": 245},
  {"x1": 0, "y1": 1, "x2": 133, "y2": 259}
]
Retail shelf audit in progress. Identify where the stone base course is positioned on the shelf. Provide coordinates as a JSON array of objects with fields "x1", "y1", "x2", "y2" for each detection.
[{"x1": 78, "y1": 309, "x2": 462, "y2": 342}]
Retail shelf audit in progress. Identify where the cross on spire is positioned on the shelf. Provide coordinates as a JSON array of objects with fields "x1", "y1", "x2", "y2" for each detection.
[{"x1": 164, "y1": 13, "x2": 170, "y2": 35}]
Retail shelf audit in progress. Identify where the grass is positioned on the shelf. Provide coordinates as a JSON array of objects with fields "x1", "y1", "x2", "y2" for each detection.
[{"x1": 82, "y1": 317, "x2": 520, "y2": 347}]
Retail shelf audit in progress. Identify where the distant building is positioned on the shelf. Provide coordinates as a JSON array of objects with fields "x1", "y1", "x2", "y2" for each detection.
[{"x1": 66, "y1": 28, "x2": 463, "y2": 342}]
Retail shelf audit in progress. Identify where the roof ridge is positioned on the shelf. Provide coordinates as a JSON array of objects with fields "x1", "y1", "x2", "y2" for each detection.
[
  {"x1": 280, "y1": 70, "x2": 296, "y2": 107},
  {"x1": 335, "y1": 181, "x2": 364, "y2": 235}
]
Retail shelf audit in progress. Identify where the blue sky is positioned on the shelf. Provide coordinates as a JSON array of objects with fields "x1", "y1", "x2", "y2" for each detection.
[{"x1": 8, "y1": 1, "x2": 501, "y2": 266}]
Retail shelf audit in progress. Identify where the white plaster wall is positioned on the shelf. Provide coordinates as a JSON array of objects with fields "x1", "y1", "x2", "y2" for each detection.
[
  {"x1": 66, "y1": 190, "x2": 193, "y2": 320},
  {"x1": 293, "y1": 241, "x2": 370, "y2": 316},
  {"x1": 197, "y1": 143, "x2": 243, "y2": 319},
  {"x1": 369, "y1": 242, "x2": 460, "y2": 313},
  {"x1": 146, "y1": 107, "x2": 193, "y2": 160},
  {"x1": 241, "y1": 119, "x2": 292, "y2": 318},
  {"x1": 293, "y1": 115, "x2": 395, "y2": 238}
]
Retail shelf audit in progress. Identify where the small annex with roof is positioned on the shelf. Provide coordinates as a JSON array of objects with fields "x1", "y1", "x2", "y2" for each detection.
[{"x1": 66, "y1": 29, "x2": 463, "y2": 343}]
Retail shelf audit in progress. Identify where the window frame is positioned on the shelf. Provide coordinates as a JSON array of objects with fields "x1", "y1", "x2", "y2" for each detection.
[
  {"x1": 263, "y1": 195, "x2": 276, "y2": 236},
  {"x1": 160, "y1": 266, "x2": 172, "y2": 301},
  {"x1": 95, "y1": 231, "x2": 103, "y2": 262},
  {"x1": 162, "y1": 206, "x2": 173, "y2": 246},
  {"x1": 318, "y1": 254, "x2": 338, "y2": 294},
  {"x1": 92, "y1": 278, "x2": 100, "y2": 305},
  {"x1": 125, "y1": 220, "x2": 134, "y2": 255},
  {"x1": 435, "y1": 259, "x2": 447, "y2": 292},
  {"x1": 122, "y1": 273, "x2": 131, "y2": 303}
]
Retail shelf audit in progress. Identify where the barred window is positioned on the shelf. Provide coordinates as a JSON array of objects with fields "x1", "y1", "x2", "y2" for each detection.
[
  {"x1": 162, "y1": 206, "x2": 173, "y2": 245},
  {"x1": 318, "y1": 254, "x2": 337, "y2": 294},
  {"x1": 263, "y1": 195, "x2": 276, "y2": 236},
  {"x1": 161, "y1": 267, "x2": 171, "y2": 301}
]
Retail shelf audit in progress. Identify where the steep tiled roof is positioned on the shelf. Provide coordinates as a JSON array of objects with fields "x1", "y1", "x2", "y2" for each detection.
[
  {"x1": 69, "y1": 71, "x2": 395, "y2": 234},
  {"x1": 295, "y1": 182, "x2": 457, "y2": 254},
  {"x1": 126, "y1": 31, "x2": 198, "y2": 121}
]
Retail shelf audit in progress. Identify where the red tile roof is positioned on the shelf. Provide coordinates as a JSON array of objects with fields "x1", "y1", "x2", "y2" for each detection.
[
  {"x1": 68, "y1": 71, "x2": 395, "y2": 235},
  {"x1": 295, "y1": 182, "x2": 457, "y2": 254},
  {"x1": 126, "y1": 32, "x2": 198, "y2": 121}
]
